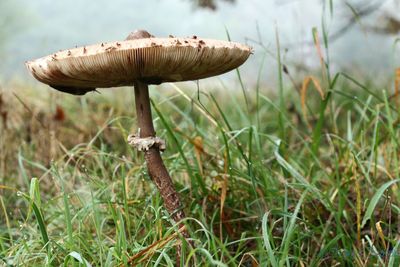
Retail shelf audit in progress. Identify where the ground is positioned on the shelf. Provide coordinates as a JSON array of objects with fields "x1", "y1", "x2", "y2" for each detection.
[{"x1": 1, "y1": 66, "x2": 400, "y2": 266}]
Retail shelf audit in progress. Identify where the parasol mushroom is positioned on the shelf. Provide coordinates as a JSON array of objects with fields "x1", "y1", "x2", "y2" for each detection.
[{"x1": 25, "y1": 30, "x2": 252, "y2": 238}]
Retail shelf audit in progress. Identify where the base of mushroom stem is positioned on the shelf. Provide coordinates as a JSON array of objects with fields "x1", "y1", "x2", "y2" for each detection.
[{"x1": 127, "y1": 135, "x2": 190, "y2": 238}]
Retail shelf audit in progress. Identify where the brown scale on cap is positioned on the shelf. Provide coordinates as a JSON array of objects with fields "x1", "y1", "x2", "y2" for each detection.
[{"x1": 105, "y1": 46, "x2": 117, "y2": 52}]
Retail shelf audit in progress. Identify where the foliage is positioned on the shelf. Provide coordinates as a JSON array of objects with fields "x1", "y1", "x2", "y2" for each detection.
[{"x1": 0, "y1": 58, "x2": 400, "y2": 265}]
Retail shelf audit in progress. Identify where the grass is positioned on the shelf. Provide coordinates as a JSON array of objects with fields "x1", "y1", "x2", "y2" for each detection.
[{"x1": 1, "y1": 66, "x2": 400, "y2": 266}]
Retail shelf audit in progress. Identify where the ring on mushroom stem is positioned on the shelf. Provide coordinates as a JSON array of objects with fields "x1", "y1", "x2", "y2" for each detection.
[
  {"x1": 25, "y1": 29, "x2": 252, "y2": 244},
  {"x1": 127, "y1": 134, "x2": 166, "y2": 152}
]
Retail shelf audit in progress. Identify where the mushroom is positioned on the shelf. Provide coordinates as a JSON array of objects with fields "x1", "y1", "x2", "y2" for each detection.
[{"x1": 25, "y1": 30, "x2": 252, "y2": 238}]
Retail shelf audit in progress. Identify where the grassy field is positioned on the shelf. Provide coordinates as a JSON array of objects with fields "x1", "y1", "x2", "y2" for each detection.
[{"x1": 1, "y1": 42, "x2": 400, "y2": 266}]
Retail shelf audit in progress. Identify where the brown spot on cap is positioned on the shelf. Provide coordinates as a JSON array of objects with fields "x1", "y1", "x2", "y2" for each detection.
[{"x1": 105, "y1": 46, "x2": 116, "y2": 52}]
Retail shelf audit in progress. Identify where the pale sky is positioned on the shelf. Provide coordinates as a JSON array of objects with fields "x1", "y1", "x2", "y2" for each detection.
[{"x1": 2, "y1": 0, "x2": 399, "y2": 86}]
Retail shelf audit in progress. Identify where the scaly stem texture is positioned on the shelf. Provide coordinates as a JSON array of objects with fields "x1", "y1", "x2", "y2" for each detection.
[{"x1": 133, "y1": 81, "x2": 187, "y2": 229}]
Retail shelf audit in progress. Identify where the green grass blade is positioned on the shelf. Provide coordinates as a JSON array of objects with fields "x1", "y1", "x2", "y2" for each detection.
[
  {"x1": 151, "y1": 99, "x2": 205, "y2": 194},
  {"x1": 388, "y1": 239, "x2": 400, "y2": 267},
  {"x1": 51, "y1": 164, "x2": 74, "y2": 250},
  {"x1": 279, "y1": 190, "x2": 308, "y2": 267},
  {"x1": 275, "y1": 27, "x2": 286, "y2": 142},
  {"x1": 261, "y1": 212, "x2": 278, "y2": 267},
  {"x1": 65, "y1": 251, "x2": 92, "y2": 267},
  {"x1": 311, "y1": 91, "x2": 331, "y2": 155},
  {"x1": 311, "y1": 234, "x2": 343, "y2": 266},
  {"x1": 361, "y1": 179, "x2": 400, "y2": 228},
  {"x1": 21, "y1": 191, "x2": 50, "y2": 254}
]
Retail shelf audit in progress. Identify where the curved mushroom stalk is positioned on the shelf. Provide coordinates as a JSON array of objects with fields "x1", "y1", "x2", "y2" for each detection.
[{"x1": 131, "y1": 80, "x2": 187, "y2": 231}]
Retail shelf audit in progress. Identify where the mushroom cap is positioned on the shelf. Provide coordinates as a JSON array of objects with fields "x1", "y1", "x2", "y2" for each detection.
[{"x1": 25, "y1": 37, "x2": 252, "y2": 94}]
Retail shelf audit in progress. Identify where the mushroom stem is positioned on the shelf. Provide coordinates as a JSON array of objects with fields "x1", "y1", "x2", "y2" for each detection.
[{"x1": 133, "y1": 80, "x2": 188, "y2": 235}]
